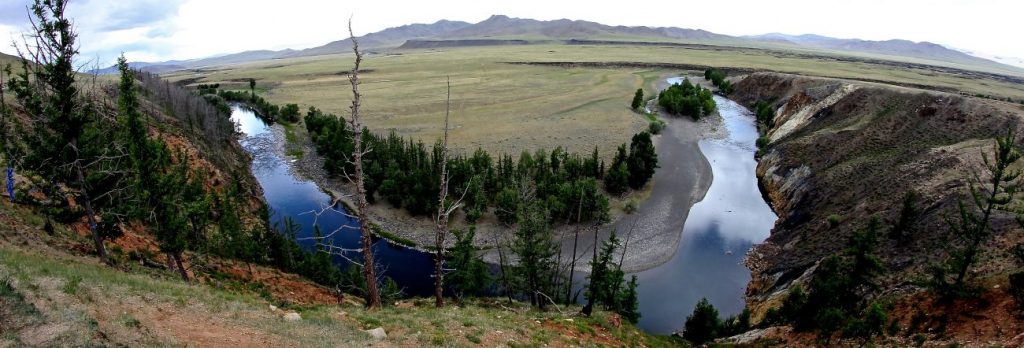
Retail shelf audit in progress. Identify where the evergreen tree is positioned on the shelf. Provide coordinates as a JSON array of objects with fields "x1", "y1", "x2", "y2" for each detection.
[
  {"x1": 889, "y1": 190, "x2": 920, "y2": 244},
  {"x1": 447, "y1": 227, "x2": 490, "y2": 300},
  {"x1": 584, "y1": 231, "x2": 621, "y2": 315},
  {"x1": 10, "y1": 0, "x2": 113, "y2": 262},
  {"x1": 618, "y1": 275, "x2": 641, "y2": 323},
  {"x1": 512, "y1": 198, "x2": 558, "y2": 309},
  {"x1": 631, "y1": 88, "x2": 644, "y2": 110},
  {"x1": 626, "y1": 132, "x2": 657, "y2": 189},
  {"x1": 249, "y1": 78, "x2": 256, "y2": 102},
  {"x1": 683, "y1": 298, "x2": 722, "y2": 345},
  {"x1": 604, "y1": 145, "x2": 630, "y2": 195},
  {"x1": 931, "y1": 133, "x2": 1022, "y2": 298}
]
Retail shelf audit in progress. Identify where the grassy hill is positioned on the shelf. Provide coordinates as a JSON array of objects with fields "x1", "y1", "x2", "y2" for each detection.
[{"x1": 0, "y1": 201, "x2": 677, "y2": 347}]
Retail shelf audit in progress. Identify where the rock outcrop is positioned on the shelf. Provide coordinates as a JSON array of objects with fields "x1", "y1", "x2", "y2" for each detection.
[{"x1": 732, "y1": 72, "x2": 1024, "y2": 319}]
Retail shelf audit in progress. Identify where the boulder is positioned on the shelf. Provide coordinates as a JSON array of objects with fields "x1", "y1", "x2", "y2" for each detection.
[
  {"x1": 364, "y1": 327, "x2": 387, "y2": 340},
  {"x1": 283, "y1": 312, "x2": 301, "y2": 321}
]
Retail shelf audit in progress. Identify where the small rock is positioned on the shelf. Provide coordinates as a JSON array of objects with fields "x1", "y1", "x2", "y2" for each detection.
[
  {"x1": 365, "y1": 327, "x2": 387, "y2": 340},
  {"x1": 338, "y1": 311, "x2": 347, "y2": 317},
  {"x1": 269, "y1": 305, "x2": 278, "y2": 312},
  {"x1": 994, "y1": 284, "x2": 1000, "y2": 289},
  {"x1": 283, "y1": 312, "x2": 301, "y2": 321},
  {"x1": 564, "y1": 319, "x2": 574, "y2": 323}
]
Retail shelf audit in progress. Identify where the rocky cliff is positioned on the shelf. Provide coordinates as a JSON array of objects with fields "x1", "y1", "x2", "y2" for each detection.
[{"x1": 732, "y1": 72, "x2": 1024, "y2": 319}]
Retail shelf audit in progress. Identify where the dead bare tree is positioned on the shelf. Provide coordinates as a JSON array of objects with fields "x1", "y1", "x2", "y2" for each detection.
[
  {"x1": 432, "y1": 77, "x2": 466, "y2": 308},
  {"x1": 564, "y1": 189, "x2": 584, "y2": 303},
  {"x1": 345, "y1": 19, "x2": 382, "y2": 309}
]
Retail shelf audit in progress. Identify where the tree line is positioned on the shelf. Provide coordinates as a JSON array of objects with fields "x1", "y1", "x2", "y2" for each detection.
[
  {"x1": 305, "y1": 108, "x2": 657, "y2": 226},
  {"x1": 704, "y1": 68, "x2": 734, "y2": 95},
  {"x1": 658, "y1": 78, "x2": 715, "y2": 120}
]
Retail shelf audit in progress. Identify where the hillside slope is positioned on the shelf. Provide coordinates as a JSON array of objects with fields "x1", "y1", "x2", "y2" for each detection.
[
  {"x1": 0, "y1": 203, "x2": 673, "y2": 347},
  {"x1": 732, "y1": 72, "x2": 1024, "y2": 333}
]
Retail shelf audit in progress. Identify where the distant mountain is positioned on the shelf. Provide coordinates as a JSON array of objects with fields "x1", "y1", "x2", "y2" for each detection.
[
  {"x1": 745, "y1": 33, "x2": 1004, "y2": 68},
  {"x1": 89, "y1": 20, "x2": 470, "y2": 74},
  {"x1": 438, "y1": 15, "x2": 729, "y2": 42},
  {"x1": 98, "y1": 15, "x2": 1019, "y2": 75},
  {"x1": 281, "y1": 20, "x2": 471, "y2": 58}
]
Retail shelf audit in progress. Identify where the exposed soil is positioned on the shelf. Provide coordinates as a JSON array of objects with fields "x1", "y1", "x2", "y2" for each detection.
[{"x1": 733, "y1": 72, "x2": 1024, "y2": 331}]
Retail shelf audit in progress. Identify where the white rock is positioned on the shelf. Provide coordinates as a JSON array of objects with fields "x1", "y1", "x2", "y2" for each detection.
[
  {"x1": 283, "y1": 312, "x2": 301, "y2": 321},
  {"x1": 365, "y1": 327, "x2": 387, "y2": 340},
  {"x1": 269, "y1": 305, "x2": 278, "y2": 312}
]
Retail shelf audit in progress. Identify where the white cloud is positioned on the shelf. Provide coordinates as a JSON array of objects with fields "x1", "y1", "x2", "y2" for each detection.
[{"x1": 0, "y1": 0, "x2": 1020, "y2": 66}]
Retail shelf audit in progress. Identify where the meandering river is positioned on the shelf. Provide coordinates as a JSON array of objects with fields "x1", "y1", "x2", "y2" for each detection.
[
  {"x1": 233, "y1": 104, "x2": 436, "y2": 297},
  {"x1": 231, "y1": 77, "x2": 776, "y2": 334}
]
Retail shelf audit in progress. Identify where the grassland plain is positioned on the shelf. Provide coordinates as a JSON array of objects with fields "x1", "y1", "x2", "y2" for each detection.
[{"x1": 165, "y1": 44, "x2": 1024, "y2": 159}]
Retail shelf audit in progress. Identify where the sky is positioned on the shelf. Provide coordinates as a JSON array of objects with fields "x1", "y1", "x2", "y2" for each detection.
[{"x1": 0, "y1": 0, "x2": 1021, "y2": 67}]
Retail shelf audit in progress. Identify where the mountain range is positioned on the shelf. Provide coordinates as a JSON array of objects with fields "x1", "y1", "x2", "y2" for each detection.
[{"x1": 90, "y1": 15, "x2": 1022, "y2": 75}]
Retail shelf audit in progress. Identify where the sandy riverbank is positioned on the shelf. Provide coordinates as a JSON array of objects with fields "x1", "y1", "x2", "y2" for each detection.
[{"x1": 273, "y1": 74, "x2": 720, "y2": 272}]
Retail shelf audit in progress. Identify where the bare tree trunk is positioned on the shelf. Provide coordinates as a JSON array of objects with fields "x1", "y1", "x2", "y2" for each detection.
[
  {"x1": 346, "y1": 20, "x2": 382, "y2": 309},
  {"x1": 565, "y1": 189, "x2": 584, "y2": 303},
  {"x1": 174, "y1": 251, "x2": 190, "y2": 282},
  {"x1": 73, "y1": 140, "x2": 108, "y2": 264},
  {"x1": 495, "y1": 234, "x2": 514, "y2": 304},
  {"x1": 581, "y1": 224, "x2": 598, "y2": 316},
  {"x1": 433, "y1": 78, "x2": 453, "y2": 308}
]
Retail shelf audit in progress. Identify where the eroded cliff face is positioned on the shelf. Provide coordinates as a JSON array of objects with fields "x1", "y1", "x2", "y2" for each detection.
[{"x1": 732, "y1": 72, "x2": 1024, "y2": 319}]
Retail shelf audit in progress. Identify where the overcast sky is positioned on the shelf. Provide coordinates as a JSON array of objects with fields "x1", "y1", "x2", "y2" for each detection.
[{"x1": 0, "y1": 0, "x2": 1021, "y2": 67}]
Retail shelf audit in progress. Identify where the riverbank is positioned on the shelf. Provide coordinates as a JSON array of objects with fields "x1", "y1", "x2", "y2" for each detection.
[{"x1": 273, "y1": 74, "x2": 720, "y2": 272}]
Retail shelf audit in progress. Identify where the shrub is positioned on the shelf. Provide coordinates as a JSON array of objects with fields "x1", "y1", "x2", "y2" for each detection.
[
  {"x1": 648, "y1": 119, "x2": 666, "y2": 134},
  {"x1": 756, "y1": 136, "x2": 770, "y2": 149},
  {"x1": 827, "y1": 214, "x2": 842, "y2": 228}
]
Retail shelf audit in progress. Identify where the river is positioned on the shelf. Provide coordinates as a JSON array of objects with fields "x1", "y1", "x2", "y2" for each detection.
[
  {"x1": 231, "y1": 79, "x2": 776, "y2": 334},
  {"x1": 233, "y1": 104, "x2": 437, "y2": 297},
  {"x1": 630, "y1": 77, "x2": 777, "y2": 333}
]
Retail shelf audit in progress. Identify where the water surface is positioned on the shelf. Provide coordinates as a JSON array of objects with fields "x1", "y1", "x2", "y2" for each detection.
[
  {"x1": 232, "y1": 105, "x2": 436, "y2": 297},
  {"x1": 633, "y1": 80, "x2": 777, "y2": 333}
]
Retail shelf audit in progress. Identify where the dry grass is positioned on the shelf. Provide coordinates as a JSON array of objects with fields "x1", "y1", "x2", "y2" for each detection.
[{"x1": 163, "y1": 44, "x2": 1024, "y2": 157}]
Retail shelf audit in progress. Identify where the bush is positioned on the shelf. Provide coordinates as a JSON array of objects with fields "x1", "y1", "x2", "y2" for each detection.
[
  {"x1": 648, "y1": 119, "x2": 666, "y2": 134},
  {"x1": 827, "y1": 214, "x2": 842, "y2": 228},
  {"x1": 280, "y1": 103, "x2": 301, "y2": 123},
  {"x1": 624, "y1": 199, "x2": 638, "y2": 214},
  {"x1": 756, "y1": 136, "x2": 770, "y2": 149},
  {"x1": 754, "y1": 101, "x2": 776, "y2": 132}
]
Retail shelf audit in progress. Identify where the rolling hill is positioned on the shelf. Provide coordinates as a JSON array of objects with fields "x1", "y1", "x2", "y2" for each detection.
[
  {"x1": 746, "y1": 33, "x2": 1006, "y2": 69},
  {"x1": 89, "y1": 15, "x2": 1023, "y2": 76}
]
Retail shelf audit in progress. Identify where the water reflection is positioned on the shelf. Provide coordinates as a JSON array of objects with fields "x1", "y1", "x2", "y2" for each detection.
[
  {"x1": 633, "y1": 94, "x2": 776, "y2": 334},
  {"x1": 231, "y1": 105, "x2": 436, "y2": 297}
]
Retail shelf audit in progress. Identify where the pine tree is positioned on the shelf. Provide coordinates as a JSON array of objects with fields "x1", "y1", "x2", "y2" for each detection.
[
  {"x1": 631, "y1": 88, "x2": 644, "y2": 110},
  {"x1": 618, "y1": 275, "x2": 641, "y2": 323},
  {"x1": 889, "y1": 190, "x2": 920, "y2": 244},
  {"x1": 932, "y1": 133, "x2": 1021, "y2": 297},
  {"x1": 683, "y1": 298, "x2": 722, "y2": 345},
  {"x1": 626, "y1": 132, "x2": 657, "y2": 189},
  {"x1": 513, "y1": 196, "x2": 558, "y2": 309},
  {"x1": 8, "y1": 0, "x2": 113, "y2": 263},
  {"x1": 447, "y1": 227, "x2": 490, "y2": 300}
]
